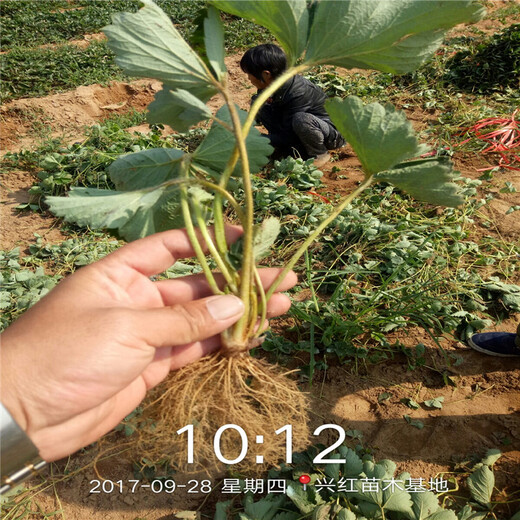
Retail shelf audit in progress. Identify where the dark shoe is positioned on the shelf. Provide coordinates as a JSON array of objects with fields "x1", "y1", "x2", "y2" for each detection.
[{"x1": 467, "y1": 332, "x2": 520, "y2": 357}]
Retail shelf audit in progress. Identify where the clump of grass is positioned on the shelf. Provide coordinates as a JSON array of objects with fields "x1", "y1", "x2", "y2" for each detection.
[{"x1": 446, "y1": 24, "x2": 520, "y2": 93}]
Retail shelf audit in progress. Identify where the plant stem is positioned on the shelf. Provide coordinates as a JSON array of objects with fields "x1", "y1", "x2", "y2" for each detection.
[
  {"x1": 192, "y1": 199, "x2": 238, "y2": 293},
  {"x1": 216, "y1": 64, "x2": 307, "y2": 193},
  {"x1": 265, "y1": 176, "x2": 375, "y2": 301},
  {"x1": 189, "y1": 168, "x2": 246, "y2": 221},
  {"x1": 179, "y1": 160, "x2": 223, "y2": 296},
  {"x1": 221, "y1": 90, "x2": 255, "y2": 344},
  {"x1": 216, "y1": 65, "x2": 308, "y2": 344},
  {"x1": 253, "y1": 266, "x2": 267, "y2": 338},
  {"x1": 306, "y1": 250, "x2": 319, "y2": 387}
]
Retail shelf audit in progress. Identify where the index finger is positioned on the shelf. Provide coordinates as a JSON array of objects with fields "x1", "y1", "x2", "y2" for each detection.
[{"x1": 98, "y1": 226, "x2": 243, "y2": 277}]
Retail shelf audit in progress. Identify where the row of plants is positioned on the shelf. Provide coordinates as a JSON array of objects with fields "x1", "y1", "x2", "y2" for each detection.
[
  {"x1": 1, "y1": 0, "x2": 269, "y2": 103},
  {"x1": 3, "y1": 1, "x2": 518, "y2": 107},
  {"x1": 3, "y1": 123, "x2": 519, "y2": 368},
  {"x1": 252, "y1": 160, "x2": 519, "y2": 373},
  {"x1": 207, "y1": 446, "x2": 514, "y2": 519},
  {"x1": 1, "y1": 40, "x2": 126, "y2": 103},
  {"x1": 2, "y1": 441, "x2": 516, "y2": 519},
  {"x1": 0, "y1": 0, "x2": 202, "y2": 49}
]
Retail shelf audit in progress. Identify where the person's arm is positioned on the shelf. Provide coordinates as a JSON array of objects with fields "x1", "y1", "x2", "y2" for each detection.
[{"x1": 0, "y1": 227, "x2": 296, "y2": 467}]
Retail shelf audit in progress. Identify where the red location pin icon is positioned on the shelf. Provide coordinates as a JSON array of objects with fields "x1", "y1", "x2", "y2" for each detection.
[{"x1": 299, "y1": 474, "x2": 311, "y2": 490}]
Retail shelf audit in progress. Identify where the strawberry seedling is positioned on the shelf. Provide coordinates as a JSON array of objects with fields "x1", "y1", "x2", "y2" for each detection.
[{"x1": 47, "y1": 0, "x2": 485, "y2": 470}]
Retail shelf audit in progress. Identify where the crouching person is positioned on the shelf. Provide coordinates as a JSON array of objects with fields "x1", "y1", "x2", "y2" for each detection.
[{"x1": 240, "y1": 43, "x2": 346, "y2": 167}]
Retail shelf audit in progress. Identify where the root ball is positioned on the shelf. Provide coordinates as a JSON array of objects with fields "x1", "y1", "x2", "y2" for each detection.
[{"x1": 133, "y1": 354, "x2": 309, "y2": 472}]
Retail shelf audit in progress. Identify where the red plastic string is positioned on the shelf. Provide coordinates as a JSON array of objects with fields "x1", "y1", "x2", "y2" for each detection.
[
  {"x1": 458, "y1": 110, "x2": 520, "y2": 171},
  {"x1": 307, "y1": 191, "x2": 332, "y2": 204}
]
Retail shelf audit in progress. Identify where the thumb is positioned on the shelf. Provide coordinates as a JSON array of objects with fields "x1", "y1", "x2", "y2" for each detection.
[{"x1": 133, "y1": 294, "x2": 245, "y2": 348}]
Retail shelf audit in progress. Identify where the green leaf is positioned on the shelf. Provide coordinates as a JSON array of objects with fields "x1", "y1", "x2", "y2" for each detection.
[
  {"x1": 103, "y1": 0, "x2": 214, "y2": 90},
  {"x1": 324, "y1": 453, "x2": 342, "y2": 481},
  {"x1": 481, "y1": 449, "x2": 501, "y2": 467},
  {"x1": 362, "y1": 459, "x2": 393, "y2": 481},
  {"x1": 109, "y1": 148, "x2": 185, "y2": 191},
  {"x1": 272, "y1": 514, "x2": 300, "y2": 520},
  {"x1": 379, "y1": 471, "x2": 414, "y2": 515},
  {"x1": 467, "y1": 465, "x2": 494, "y2": 507},
  {"x1": 312, "y1": 505, "x2": 331, "y2": 520},
  {"x1": 378, "y1": 392, "x2": 392, "y2": 403},
  {"x1": 305, "y1": 1, "x2": 485, "y2": 73},
  {"x1": 154, "y1": 186, "x2": 213, "y2": 234},
  {"x1": 384, "y1": 491, "x2": 414, "y2": 515},
  {"x1": 411, "y1": 491, "x2": 440, "y2": 520},
  {"x1": 339, "y1": 445, "x2": 364, "y2": 478},
  {"x1": 254, "y1": 217, "x2": 281, "y2": 260},
  {"x1": 337, "y1": 510, "x2": 357, "y2": 520},
  {"x1": 427, "y1": 511, "x2": 458, "y2": 520},
  {"x1": 286, "y1": 482, "x2": 324, "y2": 514},
  {"x1": 354, "y1": 464, "x2": 386, "y2": 506},
  {"x1": 404, "y1": 415, "x2": 424, "y2": 429},
  {"x1": 376, "y1": 459, "x2": 397, "y2": 480},
  {"x1": 357, "y1": 501, "x2": 380, "y2": 517},
  {"x1": 192, "y1": 105, "x2": 273, "y2": 177},
  {"x1": 457, "y1": 505, "x2": 488, "y2": 520},
  {"x1": 47, "y1": 186, "x2": 169, "y2": 241},
  {"x1": 424, "y1": 397, "x2": 444, "y2": 409},
  {"x1": 326, "y1": 96, "x2": 428, "y2": 176},
  {"x1": 204, "y1": 6, "x2": 226, "y2": 81},
  {"x1": 481, "y1": 281, "x2": 520, "y2": 312},
  {"x1": 46, "y1": 184, "x2": 209, "y2": 241},
  {"x1": 375, "y1": 157, "x2": 464, "y2": 208},
  {"x1": 147, "y1": 87, "x2": 214, "y2": 133},
  {"x1": 401, "y1": 398, "x2": 421, "y2": 410},
  {"x1": 243, "y1": 494, "x2": 286, "y2": 520},
  {"x1": 212, "y1": 0, "x2": 309, "y2": 63},
  {"x1": 214, "y1": 500, "x2": 232, "y2": 520},
  {"x1": 510, "y1": 509, "x2": 520, "y2": 520}
]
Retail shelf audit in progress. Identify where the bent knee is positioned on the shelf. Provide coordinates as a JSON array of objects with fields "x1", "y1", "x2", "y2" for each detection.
[{"x1": 291, "y1": 112, "x2": 315, "y2": 130}]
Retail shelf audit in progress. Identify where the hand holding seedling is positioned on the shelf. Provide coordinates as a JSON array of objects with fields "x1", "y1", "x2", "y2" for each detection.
[
  {"x1": 0, "y1": 228, "x2": 296, "y2": 462},
  {"x1": 45, "y1": 0, "x2": 485, "y2": 468}
]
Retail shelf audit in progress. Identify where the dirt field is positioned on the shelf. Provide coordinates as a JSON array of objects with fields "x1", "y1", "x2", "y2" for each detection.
[{"x1": 1, "y1": 14, "x2": 519, "y2": 518}]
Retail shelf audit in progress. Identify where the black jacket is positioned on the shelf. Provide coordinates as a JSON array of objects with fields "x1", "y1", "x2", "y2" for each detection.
[{"x1": 254, "y1": 75, "x2": 332, "y2": 150}]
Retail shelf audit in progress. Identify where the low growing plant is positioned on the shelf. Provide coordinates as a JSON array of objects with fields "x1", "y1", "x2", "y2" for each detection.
[{"x1": 47, "y1": 0, "x2": 485, "y2": 470}]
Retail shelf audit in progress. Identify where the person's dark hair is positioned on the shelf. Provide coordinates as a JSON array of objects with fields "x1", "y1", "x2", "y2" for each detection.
[{"x1": 240, "y1": 44, "x2": 287, "y2": 80}]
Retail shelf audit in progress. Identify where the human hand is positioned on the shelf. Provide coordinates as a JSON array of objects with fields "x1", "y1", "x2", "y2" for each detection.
[{"x1": 0, "y1": 227, "x2": 297, "y2": 461}]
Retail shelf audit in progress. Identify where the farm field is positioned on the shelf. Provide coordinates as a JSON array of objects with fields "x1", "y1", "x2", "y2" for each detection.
[{"x1": 1, "y1": 0, "x2": 520, "y2": 519}]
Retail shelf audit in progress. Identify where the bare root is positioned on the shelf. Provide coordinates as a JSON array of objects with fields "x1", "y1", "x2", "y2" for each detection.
[{"x1": 133, "y1": 354, "x2": 309, "y2": 472}]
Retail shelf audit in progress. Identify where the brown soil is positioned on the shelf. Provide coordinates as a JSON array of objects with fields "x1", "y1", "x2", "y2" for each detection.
[
  {"x1": 1, "y1": 11, "x2": 520, "y2": 518},
  {"x1": 0, "y1": 170, "x2": 67, "y2": 249},
  {"x1": 0, "y1": 79, "x2": 162, "y2": 153}
]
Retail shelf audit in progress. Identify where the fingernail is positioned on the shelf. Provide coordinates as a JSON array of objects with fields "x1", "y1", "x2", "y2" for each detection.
[{"x1": 206, "y1": 295, "x2": 244, "y2": 321}]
